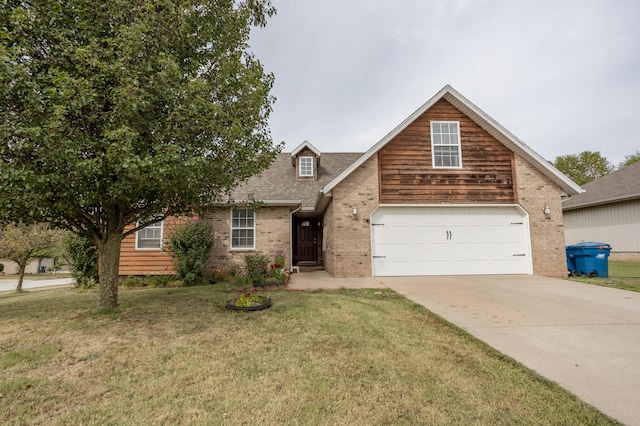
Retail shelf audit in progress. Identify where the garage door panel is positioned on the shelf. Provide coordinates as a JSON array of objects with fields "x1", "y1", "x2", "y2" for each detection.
[{"x1": 372, "y1": 206, "x2": 531, "y2": 276}]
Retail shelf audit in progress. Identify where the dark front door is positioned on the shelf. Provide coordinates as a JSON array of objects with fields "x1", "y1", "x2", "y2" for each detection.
[{"x1": 297, "y1": 220, "x2": 318, "y2": 262}]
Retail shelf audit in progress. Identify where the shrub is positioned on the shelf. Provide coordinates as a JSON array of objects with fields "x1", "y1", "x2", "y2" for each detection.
[
  {"x1": 61, "y1": 233, "x2": 98, "y2": 288},
  {"x1": 165, "y1": 218, "x2": 214, "y2": 285},
  {"x1": 0, "y1": 263, "x2": 4, "y2": 273},
  {"x1": 244, "y1": 252, "x2": 270, "y2": 284},
  {"x1": 121, "y1": 275, "x2": 145, "y2": 288}
]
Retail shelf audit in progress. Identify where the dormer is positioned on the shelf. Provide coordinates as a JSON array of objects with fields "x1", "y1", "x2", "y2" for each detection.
[{"x1": 291, "y1": 141, "x2": 321, "y2": 181}]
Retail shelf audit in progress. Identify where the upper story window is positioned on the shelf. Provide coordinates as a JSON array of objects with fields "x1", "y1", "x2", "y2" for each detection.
[
  {"x1": 431, "y1": 121, "x2": 462, "y2": 168},
  {"x1": 136, "y1": 220, "x2": 163, "y2": 250},
  {"x1": 299, "y1": 156, "x2": 313, "y2": 176},
  {"x1": 231, "y1": 208, "x2": 255, "y2": 249}
]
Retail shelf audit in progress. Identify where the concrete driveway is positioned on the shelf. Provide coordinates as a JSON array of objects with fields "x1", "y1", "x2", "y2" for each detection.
[{"x1": 289, "y1": 273, "x2": 640, "y2": 425}]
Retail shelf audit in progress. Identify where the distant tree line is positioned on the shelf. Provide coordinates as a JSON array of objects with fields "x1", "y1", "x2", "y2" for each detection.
[{"x1": 552, "y1": 150, "x2": 640, "y2": 186}]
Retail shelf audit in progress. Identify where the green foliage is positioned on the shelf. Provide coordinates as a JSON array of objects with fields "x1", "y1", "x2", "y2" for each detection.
[
  {"x1": 553, "y1": 151, "x2": 615, "y2": 185},
  {"x1": 244, "y1": 252, "x2": 271, "y2": 284},
  {"x1": 0, "y1": 264, "x2": 4, "y2": 273},
  {"x1": 165, "y1": 219, "x2": 214, "y2": 284},
  {"x1": 619, "y1": 151, "x2": 640, "y2": 168},
  {"x1": 274, "y1": 250, "x2": 285, "y2": 267},
  {"x1": 0, "y1": 0, "x2": 280, "y2": 308},
  {"x1": 120, "y1": 275, "x2": 180, "y2": 288},
  {"x1": 0, "y1": 222, "x2": 60, "y2": 290},
  {"x1": 61, "y1": 233, "x2": 98, "y2": 288},
  {"x1": 232, "y1": 289, "x2": 265, "y2": 307}
]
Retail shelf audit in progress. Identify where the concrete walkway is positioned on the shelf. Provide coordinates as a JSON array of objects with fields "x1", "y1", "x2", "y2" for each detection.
[{"x1": 288, "y1": 272, "x2": 640, "y2": 425}]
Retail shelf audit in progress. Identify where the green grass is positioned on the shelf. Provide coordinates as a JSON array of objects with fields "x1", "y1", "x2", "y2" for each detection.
[
  {"x1": 568, "y1": 261, "x2": 640, "y2": 292},
  {"x1": 0, "y1": 284, "x2": 619, "y2": 425}
]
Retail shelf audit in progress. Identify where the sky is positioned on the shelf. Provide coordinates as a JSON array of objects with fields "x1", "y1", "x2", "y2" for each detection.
[{"x1": 249, "y1": 0, "x2": 640, "y2": 166}]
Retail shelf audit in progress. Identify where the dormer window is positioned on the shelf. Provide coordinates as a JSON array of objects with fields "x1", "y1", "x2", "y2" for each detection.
[
  {"x1": 299, "y1": 157, "x2": 313, "y2": 177},
  {"x1": 291, "y1": 141, "x2": 321, "y2": 181}
]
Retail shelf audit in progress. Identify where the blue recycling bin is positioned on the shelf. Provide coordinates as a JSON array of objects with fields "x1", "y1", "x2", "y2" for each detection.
[{"x1": 566, "y1": 242, "x2": 612, "y2": 278}]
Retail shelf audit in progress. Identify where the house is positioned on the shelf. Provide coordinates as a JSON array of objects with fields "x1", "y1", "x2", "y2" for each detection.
[
  {"x1": 563, "y1": 161, "x2": 640, "y2": 261},
  {"x1": 119, "y1": 85, "x2": 582, "y2": 278}
]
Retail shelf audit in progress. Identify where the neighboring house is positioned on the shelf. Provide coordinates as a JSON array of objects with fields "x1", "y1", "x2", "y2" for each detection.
[
  {"x1": 563, "y1": 161, "x2": 640, "y2": 261},
  {"x1": 0, "y1": 258, "x2": 54, "y2": 275},
  {"x1": 120, "y1": 85, "x2": 582, "y2": 278}
]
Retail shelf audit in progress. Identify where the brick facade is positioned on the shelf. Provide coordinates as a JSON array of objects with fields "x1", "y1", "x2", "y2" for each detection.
[
  {"x1": 209, "y1": 206, "x2": 291, "y2": 270},
  {"x1": 513, "y1": 154, "x2": 567, "y2": 277},
  {"x1": 324, "y1": 156, "x2": 380, "y2": 277}
]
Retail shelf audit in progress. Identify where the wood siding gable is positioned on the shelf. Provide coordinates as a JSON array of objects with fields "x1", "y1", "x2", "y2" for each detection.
[{"x1": 378, "y1": 99, "x2": 515, "y2": 204}]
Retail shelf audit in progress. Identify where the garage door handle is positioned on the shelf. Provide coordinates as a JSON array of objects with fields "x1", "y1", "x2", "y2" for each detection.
[
  {"x1": 372, "y1": 256, "x2": 386, "y2": 258},
  {"x1": 512, "y1": 254, "x2": 526, "y2": 256}
]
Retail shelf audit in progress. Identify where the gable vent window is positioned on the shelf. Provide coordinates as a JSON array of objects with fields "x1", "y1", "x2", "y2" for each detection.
[
  {"x1": 299, "y1": 157, "x2": 313, "y2": 176},
  {"x1": 431, "y1": 121, "x2": 462, "y2": 168}
]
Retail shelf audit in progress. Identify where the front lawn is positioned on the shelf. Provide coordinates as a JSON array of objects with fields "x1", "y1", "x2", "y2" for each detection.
[
  {"x1": 568, "y1": 261, "x2": 640, "y2": 292},
  {"x1": 0, "y1": 285, "x2": 618, "y2": 425}
]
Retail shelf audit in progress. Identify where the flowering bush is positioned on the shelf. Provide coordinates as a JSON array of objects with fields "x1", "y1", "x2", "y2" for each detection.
[{"x1": 165, "y1": 218, "x2": 214, "y2": 284}]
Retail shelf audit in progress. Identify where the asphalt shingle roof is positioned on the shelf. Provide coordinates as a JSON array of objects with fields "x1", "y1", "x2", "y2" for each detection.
[
  {"x1": 231, "y1": 152, "x2": 363, "y2": 209},
  {"x1": 562, "y1": 161, "x2": 640, "y2": 210}
]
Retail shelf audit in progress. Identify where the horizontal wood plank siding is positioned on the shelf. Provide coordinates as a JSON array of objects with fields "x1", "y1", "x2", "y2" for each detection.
[
  {"x1": 119, "y1": 217, "x2": 186, "y2": 276},
  {"x1": 378, "y1": 99, "x2": 515, "y2": 204}
]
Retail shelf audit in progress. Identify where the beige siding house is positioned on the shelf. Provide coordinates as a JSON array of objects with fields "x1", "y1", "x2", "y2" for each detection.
[
  {"x1": 563, "y1": 161, "x2": 640, "y2": 261},
  {"x1": 122, "y1": 85, "x2": 582, "y2": 278}
]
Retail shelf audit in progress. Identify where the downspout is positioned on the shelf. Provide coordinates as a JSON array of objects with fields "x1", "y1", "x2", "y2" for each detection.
[{"x1": 289, "y1": 204, "x2": 302, "y2": 270}]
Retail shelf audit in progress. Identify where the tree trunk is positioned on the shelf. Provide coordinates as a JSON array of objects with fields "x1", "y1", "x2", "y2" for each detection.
[
  {"x1": 97, "y1": 233, "x2": 123, "y2": 310},
  {"x1": 16, "y1": 262, "x2": 26, "y2": 291}
]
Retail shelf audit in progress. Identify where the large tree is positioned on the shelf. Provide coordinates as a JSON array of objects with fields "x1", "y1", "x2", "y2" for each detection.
[
  {"x1": 0, "y1": 222, "x2": 59, "y2": 291},
  {"x1": 0, "y1": 0, "x2": 281, "y2": 308},
  {"x1": 552, "y1": 151, "x2": 615, "y2": 186}
]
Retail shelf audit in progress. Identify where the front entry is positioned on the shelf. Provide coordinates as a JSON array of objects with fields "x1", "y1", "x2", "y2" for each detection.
[{"x1": 295, "y1": 219, "x2": 320, "y2": 263}]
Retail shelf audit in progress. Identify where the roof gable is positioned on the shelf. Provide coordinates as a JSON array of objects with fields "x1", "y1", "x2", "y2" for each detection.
[
  {"x1": 320, "y1": 85, "x2": 582, "y2": 199},
  {"x1": 562, "y1": 161, "x2": 640, "y2": 210},
  {"x1": 291, "y1": 140, "x2": 322, "y2": 160}
]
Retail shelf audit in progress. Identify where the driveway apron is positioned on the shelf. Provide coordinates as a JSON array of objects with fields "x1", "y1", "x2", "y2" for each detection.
[{"x1": 380, "y1": 275, "x2": 640, "y2": 426}]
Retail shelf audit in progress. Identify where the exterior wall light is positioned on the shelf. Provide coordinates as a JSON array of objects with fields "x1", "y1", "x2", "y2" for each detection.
[
  {"x1": 351, "y1": 205, "x2": 358, "y2": 216},
  {"x1": 543, "y1": 203, "x2": 551, "y2": 218}
]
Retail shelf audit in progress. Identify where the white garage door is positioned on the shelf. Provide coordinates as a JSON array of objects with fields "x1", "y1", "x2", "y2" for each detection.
[{"x1": 371, "y1": 206, "x2": 531, "y2": 276}]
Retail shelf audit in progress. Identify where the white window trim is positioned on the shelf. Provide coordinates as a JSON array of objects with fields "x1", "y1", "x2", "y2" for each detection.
[
  {"x1": 430, "y1": 120, "x2": 463, "y2": 169},
  {"x1": 230, "y1": 208, "x2": 256, "y2": 250},
  {"x1": 135, "y1": 220, "x2": 163, "y2": 250},
  {"x1": 299, "y1": 156, "x2": 314, "y2": 176}
]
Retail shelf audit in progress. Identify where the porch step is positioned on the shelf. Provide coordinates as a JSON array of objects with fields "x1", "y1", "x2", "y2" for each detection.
[{"x1": 297, "y1": 265, "x2": 325, "y2": 273}]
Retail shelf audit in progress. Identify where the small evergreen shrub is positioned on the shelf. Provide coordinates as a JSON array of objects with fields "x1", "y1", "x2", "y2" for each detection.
[
  {"x1": 165, "y1": 218, "x2": 214, "y2": 285},
  {"x1": 61, "y1": 234, "x2": 98, "y2": 288},
  {"x1": 0, "y1": 263, "x2": 4, "y2": 273}
]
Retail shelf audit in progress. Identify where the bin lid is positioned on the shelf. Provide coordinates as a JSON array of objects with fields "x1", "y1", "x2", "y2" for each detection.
[{"x1": 566, "y1": 241, "x2": 611, "y2": 249}]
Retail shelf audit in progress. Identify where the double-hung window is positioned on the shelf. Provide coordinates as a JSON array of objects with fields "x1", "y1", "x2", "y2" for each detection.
[
  {"x1": 299, "y1": 157, "x2": 313, "y2": 177},
  {"x1": 136, "y1": 220, "x2": 163, "y2": 250},
  {"x1": 231, "y1": 208, "x2": 255, "y2": 249},
  {"x1": 431, "y1": 121, "x2": 462, "y2": 168}
]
